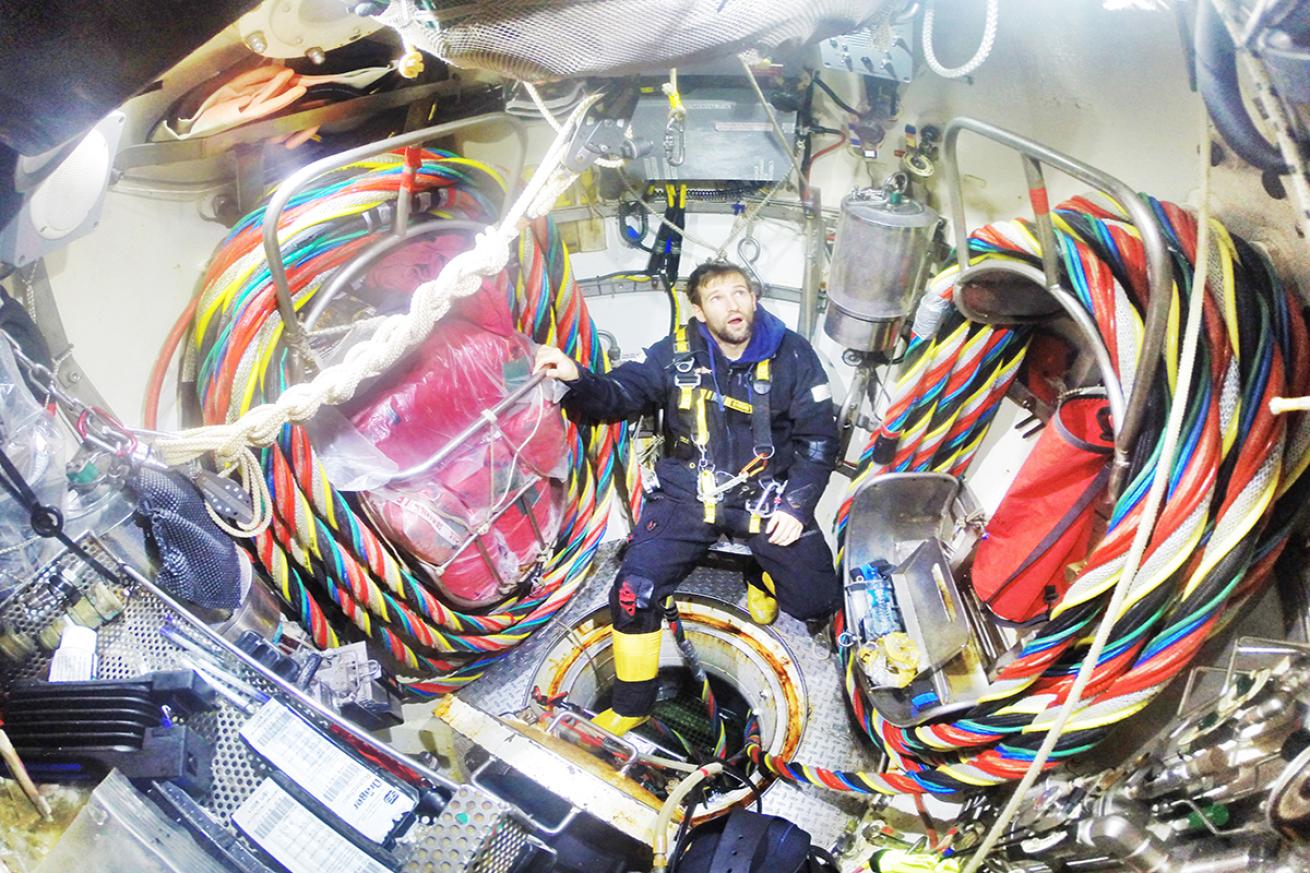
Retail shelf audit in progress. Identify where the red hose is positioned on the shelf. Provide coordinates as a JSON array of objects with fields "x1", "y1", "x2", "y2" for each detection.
[{"x1": 144, "y1": 294, "x2": 199, "y2": 429}]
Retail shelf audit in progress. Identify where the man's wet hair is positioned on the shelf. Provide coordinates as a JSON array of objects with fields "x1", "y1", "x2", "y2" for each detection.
[{"x1": 685, "y1": 261, "x2": 756, "y2": 306}]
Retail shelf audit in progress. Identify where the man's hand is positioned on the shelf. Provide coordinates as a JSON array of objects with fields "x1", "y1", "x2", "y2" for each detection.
[
  {"x1": 766, "y1": 511, "x2": 804, "y2": 546},
  {"x1": 534, "y1": 346, "x2": 580, "y2": 382}
]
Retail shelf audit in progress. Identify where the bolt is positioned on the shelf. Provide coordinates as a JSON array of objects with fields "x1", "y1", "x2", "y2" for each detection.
[
  {"x1": 306, "y1": 46, "x2": 326, "y2": 65},
  {"x1": 67, "y1": 372, "x2": 81, "y2": 385},
  {"x1": 246, "y1": 31, "x2": 268, "y2": 53}
]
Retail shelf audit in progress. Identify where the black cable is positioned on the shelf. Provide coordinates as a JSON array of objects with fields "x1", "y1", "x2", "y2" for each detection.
[
  {"x1": 0, "y1": 445, "x2": 120, "y2": 584},
  {"x1": 646, "y1": 188, "x2": 686, "y2": 334},
  {"x1": 665, "y1": 783, "x2": 706, "y2": 873},
  {"x1": 811, "y1": 72, "x2": 861, "y2": 117},
  {"x1": 718, "y1": 763, "x2": 763, "y2": 813},
  {"x1": 807, "y1": 846, "x2": 840, "y2": 873},
  {"x1": 800, "y1": 73, "x2": 819, "y2": 186}
]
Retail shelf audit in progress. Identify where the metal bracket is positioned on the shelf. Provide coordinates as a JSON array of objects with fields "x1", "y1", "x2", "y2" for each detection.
[
  {"x1": 13, "y1": 261, "x2": 114, "y2": 415},
  {"x1": 113, "y1": 79, "x2": 480, "y2": 172},
  {"x1": 562, "y1": 85, "x2": 643, "y2": 172},
  {"x1": 467, "y1": 756, "x2": 581, "y2": 837},
  {"x1": 941, "y1": 117, "x2": 1173, "y2": 499}
]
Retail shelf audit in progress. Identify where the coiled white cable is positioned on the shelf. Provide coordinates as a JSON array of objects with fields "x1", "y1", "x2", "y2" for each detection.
[{"x1": 922, "y1": 0, "x2": 1000, "y2": 79}]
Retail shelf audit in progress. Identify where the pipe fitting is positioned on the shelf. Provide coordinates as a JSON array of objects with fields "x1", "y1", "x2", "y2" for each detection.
[{"x1": 1079, "y1": 814, "x2": 1172, "y2": 873}]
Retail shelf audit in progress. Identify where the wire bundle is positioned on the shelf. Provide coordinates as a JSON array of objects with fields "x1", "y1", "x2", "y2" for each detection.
[
  {"x1": 187, "y1": 151, "x2": 631, "y2": 694},
  {"x1": 746, "y1": 194, "x2": 1310, "y2": 795},
  {"x1": 834, "y1": 313, "x2": 1028, "y2": 564}
]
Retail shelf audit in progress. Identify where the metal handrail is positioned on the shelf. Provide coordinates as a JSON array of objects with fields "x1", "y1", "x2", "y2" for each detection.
[
  {"x1": 954, "y1": 260, "x2": 1126, "y2": 430},
  {"x1": 259, "y1": 112, "x2": 528, "y2": 363},
  {"x1": 301, "y1": 219, "x2": 490, "y2": 332},
  {"x1": 392, "y1": 371, "x2": 549, "y2": 482},
  {"x1": 941, "y1": 117, "x2": 1173, "y2": 498}
]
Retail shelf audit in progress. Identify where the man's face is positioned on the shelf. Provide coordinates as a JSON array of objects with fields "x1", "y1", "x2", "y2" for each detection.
[{"x1": 692, "y1": 272, "x2": 757, "y2": 346}]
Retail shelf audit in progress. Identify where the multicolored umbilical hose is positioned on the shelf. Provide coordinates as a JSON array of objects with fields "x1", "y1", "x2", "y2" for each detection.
[
  {"x1": 183, "y1": 150, "x2": 637, "y2": 694},
  {"x1": 743, "y1": 194, "x2": 1310, "y2": 794},
  {"x1": 661, "y1": 597, "x2": 729, "y2": 761}
]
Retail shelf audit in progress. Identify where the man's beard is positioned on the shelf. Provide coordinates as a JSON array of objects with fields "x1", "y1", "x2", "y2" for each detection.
[{"x1": 710, "y1": 310, "x2": 754, "y2": 345}]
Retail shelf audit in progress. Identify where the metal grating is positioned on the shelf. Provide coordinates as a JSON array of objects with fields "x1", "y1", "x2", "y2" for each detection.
[
  {"x1": 473, "y1": 818, "x2": 531, "y2": 873},
  {"x1": 0, "y1": 537, "x2": 131, "y2": 685},
  {"x1": 402, "y1": 786, "x2": 524, "y2": 873},
  {"x1": 2, "y1": 533, "x2": 531, "y2": 873},
  {"x1": 0, "y1": 535, "x2": 278, "y2": 837},
  {"x1": 95, "y1": 586, "x2": 276, "y2": 827}
]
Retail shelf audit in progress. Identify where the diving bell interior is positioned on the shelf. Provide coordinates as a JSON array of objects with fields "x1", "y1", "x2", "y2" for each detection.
[{"x1": 1, "y1": 2, "x2": 1310, "y2": 873}]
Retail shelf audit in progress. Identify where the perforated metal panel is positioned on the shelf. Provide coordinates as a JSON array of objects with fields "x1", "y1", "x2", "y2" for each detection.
[
  {"x1": 0, "y1": 540, "x2": 276, "y2": 829},
  {"x1": 474, "y1": 817, "x2": 532, "y2": 873},
  {"x1": 402, "y1": 786, "x2": 528, "y2": 873},
  {"x1": 0, "y1": 536, "x2": 131, "y2": 684},
  {"x1": 2, "y1": 535, "x2": 518, "y2": 872}
]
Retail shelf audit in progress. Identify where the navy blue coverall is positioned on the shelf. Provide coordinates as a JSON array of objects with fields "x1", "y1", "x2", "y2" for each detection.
[{"x1": 563, "y1": 307, "x2": 842, "y2": 717}]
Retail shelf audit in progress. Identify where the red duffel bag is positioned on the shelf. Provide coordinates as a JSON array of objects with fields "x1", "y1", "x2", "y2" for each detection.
[
  {"x1": 971, "y1": 393, "x2": 1113, "y2": 624},
  {"x1": 348, "y1": 286, "x2": 568, "y2": 609}
]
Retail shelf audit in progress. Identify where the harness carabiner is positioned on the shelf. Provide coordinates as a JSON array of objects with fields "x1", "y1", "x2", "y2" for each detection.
[{"x1": 746, "y1": 479, "x2": 787, "y2": 533}]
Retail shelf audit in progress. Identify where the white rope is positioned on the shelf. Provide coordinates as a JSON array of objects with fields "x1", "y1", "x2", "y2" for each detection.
[
  {"x1": 922, "y1": 0, "x2": 1000, "y2": 79},
  {"x1": 522, "y1": 82, "x2": 562, "y2": 132},
  {"x1": 962, "y1": 110, "x2": 1215, "y2": 872},
  {"x1": 1271, "y1": 396, "x2": 1310, "y2": 414},
  {"x1": 151, "y1": 93, "x2": 601, "y2": 472},
  {"x1": 737, "y1": 55, "x2": 806, "y2": 185},
  {"x1": 203, "y1": 447, "x2": 276, "y2": 539}
]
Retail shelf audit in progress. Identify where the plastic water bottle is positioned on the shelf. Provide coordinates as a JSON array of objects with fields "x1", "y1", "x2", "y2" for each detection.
[{"x1": 854, "y1": 561, "x2": 904, "y2": 639}]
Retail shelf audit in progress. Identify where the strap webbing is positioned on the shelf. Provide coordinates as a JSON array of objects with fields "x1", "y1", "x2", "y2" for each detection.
[
  {"x1": 674, "y1": 325, "x2": 696, "y2": 410},
  {"x1": 750, "y1": 358, "x2": 773, "y2": 456}
]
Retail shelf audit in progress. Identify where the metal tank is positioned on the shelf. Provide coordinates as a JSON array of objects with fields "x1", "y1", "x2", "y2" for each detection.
[{"x1": 822, "y1": 185, "x2": 939, "y2": 353}]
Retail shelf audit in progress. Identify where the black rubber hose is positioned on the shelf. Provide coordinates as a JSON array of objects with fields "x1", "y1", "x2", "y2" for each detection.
[
  {"x1": 1194, "y1": 0, "x2": 1289, "y2": 173},
  {"x1": 811, "y1": 72, "x2": 861, "y2": 117}
]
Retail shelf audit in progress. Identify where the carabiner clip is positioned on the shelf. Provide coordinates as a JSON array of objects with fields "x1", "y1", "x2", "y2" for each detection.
[
  {"x1": 746, "y1": 479, "x2": 786, "y2": 520},
  {"x1": 664, "y1": 114, "x2": 686, "y2": 167},
  {"x1": 741, "y1": 453, "x2": 770, "y2": 478}
]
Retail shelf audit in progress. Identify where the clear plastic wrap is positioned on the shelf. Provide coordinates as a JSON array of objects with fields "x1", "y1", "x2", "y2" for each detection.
[
  {"x1": 342, "y1": 288, "x2": 568, "y2": 609},
  {"x1": 33, "y1": 770, "x2": 227, "y2": 873},
  {"x1": 0, "y1": 341, "x2": 66, "y2": 601}
]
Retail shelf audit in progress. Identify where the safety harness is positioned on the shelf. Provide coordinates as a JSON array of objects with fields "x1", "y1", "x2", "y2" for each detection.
[{"x1": 672, "y1": 325, "x2": 785, "y2": 532}]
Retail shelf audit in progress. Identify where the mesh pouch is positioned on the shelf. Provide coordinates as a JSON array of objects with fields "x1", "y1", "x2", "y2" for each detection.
[{"x1": 379, "y1": 0, "x2": 894, "y2": 81}]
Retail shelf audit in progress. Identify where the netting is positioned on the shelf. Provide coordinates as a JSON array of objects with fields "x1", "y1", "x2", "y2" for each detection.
[{"x1": 378, "y1": 0, "x2": 896, "y2": 81}]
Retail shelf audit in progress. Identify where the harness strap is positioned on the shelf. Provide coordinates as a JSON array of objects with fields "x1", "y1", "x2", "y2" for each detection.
[
  {"x1": 672, "y1": 326, "x2": 778, "y2": 528},
  {"x1": 693, "y1": 387, "x2": 752, "y2": 415},
  {"x1": 673, "y1": 325, "x2": 698, "y2": 411},
  {"x1": 694, "y1": 387, "x2": 717, "y2": 523},
  {"x1": 748, "y1": 358, "x2": 774, "y2": 533}
]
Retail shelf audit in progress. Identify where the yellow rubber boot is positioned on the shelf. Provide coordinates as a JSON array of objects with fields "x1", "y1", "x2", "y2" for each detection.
[
  {"x1": 747, "y1": 571, "x2": 779, "y2": 625},
  {"x1": 592, "y1": 709, "x2": 648, "y2": 736},
  {"x1": 592, "y1": 627, "x2": 662, "y2": 736}
]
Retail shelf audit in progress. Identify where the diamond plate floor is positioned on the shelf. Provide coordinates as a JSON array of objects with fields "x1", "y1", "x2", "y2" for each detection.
[{"x1": 457, "y1": 542, "x2": 879, "y2": 851}]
